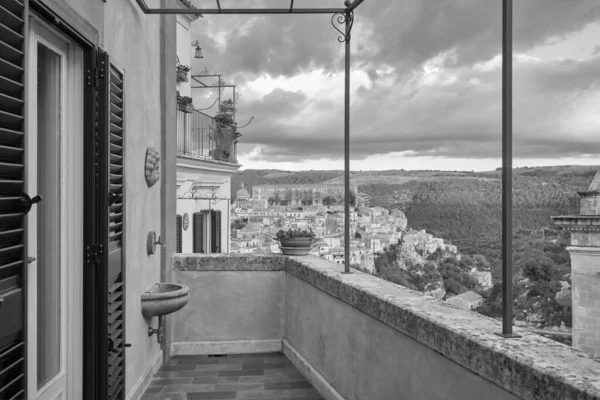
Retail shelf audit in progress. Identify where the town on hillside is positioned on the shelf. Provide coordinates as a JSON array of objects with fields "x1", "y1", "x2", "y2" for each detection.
[{"x1": 230, "y1": 182, "x2": 493, "y2": 302}]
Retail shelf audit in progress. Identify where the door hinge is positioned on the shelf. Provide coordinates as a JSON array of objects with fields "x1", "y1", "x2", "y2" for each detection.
[
  {"x1": 86, "y1": 67, "x2": 96, "y2": 87},
  {"x1": 86, "y1": 65, "x2": 105, "y2": 87},
  {"x1": 85, "y1": 244, "x2": 104, "y2": 264}
]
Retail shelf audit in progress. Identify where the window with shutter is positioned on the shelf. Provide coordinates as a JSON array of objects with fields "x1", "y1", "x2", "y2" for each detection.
[
  {"x1": 193, "y1": 212, "x2": 205, "y2": 253},
  {"x1": 0, "y1": 0, "x2": 27, "y2": 398},
  {"x1": 176, "y1": 214, "x2": 182, "y2": 253},
  {"x1": 211, "y1": 210, "x2": 222, "y2": 253}
]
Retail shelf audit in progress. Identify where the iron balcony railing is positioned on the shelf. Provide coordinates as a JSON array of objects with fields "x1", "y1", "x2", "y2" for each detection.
[{"x1": 177, "y1": 108, "x2": 238, "y2": 163}]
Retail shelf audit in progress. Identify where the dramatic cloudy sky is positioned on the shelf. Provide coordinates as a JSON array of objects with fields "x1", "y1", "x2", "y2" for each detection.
[{"x1": 187, "y1": 0, "x2": 600, "y2": 171}]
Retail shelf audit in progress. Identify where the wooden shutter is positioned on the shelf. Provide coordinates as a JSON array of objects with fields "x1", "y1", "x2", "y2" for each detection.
[
  {"x1": 211, "y1": 210, "x2": 221, "y2": 253},
  {"x1": 97, "y1": 51, "x2": 126, "y2": 400},
  {"x1": 0, "y1": 0, "x2": 27, "y2": 398},
  {"x1": 176, "y1": 214, "x2": 182, "y2": 253},
  {"x1": 193, "y1": 212, "x2": 205, "y2": 253}
]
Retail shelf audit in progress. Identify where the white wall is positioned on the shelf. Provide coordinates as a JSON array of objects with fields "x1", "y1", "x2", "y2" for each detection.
[
  {"x1": 176, "y1": 15, "x2": 193, "y2": 97},
  {"x1": 176, "y1": 160, "x2": 236, "y2": 253}
]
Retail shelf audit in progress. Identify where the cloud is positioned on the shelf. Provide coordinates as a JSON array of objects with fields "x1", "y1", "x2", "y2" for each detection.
[{"x1": 187, "y1": 2, "x2": 600, "y2": 167}]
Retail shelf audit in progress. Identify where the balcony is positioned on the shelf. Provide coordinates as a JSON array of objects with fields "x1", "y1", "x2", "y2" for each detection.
[
  {"x1": 176, "y1": 108, "x2": 238, "y2": 164},
  {"x1": 145, "y1": 254, "x2": 600, "y2": 400}
]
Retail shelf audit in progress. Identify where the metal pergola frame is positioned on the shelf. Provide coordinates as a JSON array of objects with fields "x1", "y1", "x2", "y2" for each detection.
[
  {"x1": 191, "y1": 73, "x2": 237, "y2": 112},
  {"x1": 135, "y1": 0, "x2": 518, "y2": 337},
  {"x1": 135, "y1": 0, "x2": 363, "y2": 14}
]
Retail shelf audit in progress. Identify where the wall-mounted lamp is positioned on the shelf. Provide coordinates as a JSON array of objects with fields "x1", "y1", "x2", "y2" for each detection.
[{"x1": 191, "y1": 40, "x2": 203, "y2": 59}]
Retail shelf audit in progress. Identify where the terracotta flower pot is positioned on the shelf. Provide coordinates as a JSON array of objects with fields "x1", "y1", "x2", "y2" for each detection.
[
  {"x1": 279, "y1": 238, "x2": 314, "y2": 248},
  {"x1": 279, "y1": 246, "x2": 312, "y2": 256},
  {"x1": 279, "y1": 237, "x2": 314, "y2": 256}
]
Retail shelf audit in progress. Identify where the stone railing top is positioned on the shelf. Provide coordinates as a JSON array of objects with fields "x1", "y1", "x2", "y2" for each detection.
[
  {"x1": 173, "y1": 253, "x2": 286, "y2": 271},
  {"x1": 172, "y1": 253, "x2": 600, "y2": 400}
]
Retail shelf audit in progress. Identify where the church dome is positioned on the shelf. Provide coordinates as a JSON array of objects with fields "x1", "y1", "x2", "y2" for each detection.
[{"x1": 236, "y1": 182, "x2": 250, "y2": 200}]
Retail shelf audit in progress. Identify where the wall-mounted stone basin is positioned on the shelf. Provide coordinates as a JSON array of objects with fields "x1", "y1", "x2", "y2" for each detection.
[{"x1": 141, "y1": 283, "x2": 190, "y2": 318}]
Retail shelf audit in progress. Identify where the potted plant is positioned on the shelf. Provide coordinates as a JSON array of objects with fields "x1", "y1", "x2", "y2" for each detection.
[
  {"x1": 213, "y1": 99, "x2": 236, "y2": 161},
  {"x1": 176, "y1": 92, "x2": 194, "y2": 113},
  {"x1": 274, "y1": 228, "x2": 316, "y2": 256},
  {"x1": 176, "y1": 64, "x2": 191, "y2": 82}
]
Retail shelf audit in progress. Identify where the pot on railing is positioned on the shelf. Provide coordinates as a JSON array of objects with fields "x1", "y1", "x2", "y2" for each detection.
[
  {"x1": 278, "y1": 238, "x2": 315, "y2": 256},
  {"x1": 275, "y1": 229, "x2": 316, "y2": 256}
]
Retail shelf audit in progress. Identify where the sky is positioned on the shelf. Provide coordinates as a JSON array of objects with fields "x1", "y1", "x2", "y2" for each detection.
[{"x1": 187, "y1": 0, "x2": 600, "y2": 171}]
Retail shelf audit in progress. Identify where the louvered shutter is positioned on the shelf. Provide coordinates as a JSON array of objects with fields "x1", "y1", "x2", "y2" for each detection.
[
  {"x1": 211, "y1": 210, "x2": 221, "y2": 253},
  {"x1": 176, "y1": 214, "x2": 182, "y2": 253},
  {"x1": 97, "y1": 52, "x2": 126, "y2": 400},
  {"x1": 0, "y1": 0, "x2": 27, "y2": 398},
  {"x1": 193, "y1": 212, "x2": 204, "y2": 253}
]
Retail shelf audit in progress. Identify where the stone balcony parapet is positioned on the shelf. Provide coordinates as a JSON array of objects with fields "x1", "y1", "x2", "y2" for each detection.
[
  {"x1": 173, "y1": 253, "x2": 286, "y2": 271},
  {"x1": 172, "y1": 253, "x2": 600, "y2": 400}
]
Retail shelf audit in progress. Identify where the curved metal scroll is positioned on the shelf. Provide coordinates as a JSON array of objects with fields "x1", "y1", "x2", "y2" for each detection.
[{"x1": 331, "y1": 11, "x2": 354, "y2": 43}]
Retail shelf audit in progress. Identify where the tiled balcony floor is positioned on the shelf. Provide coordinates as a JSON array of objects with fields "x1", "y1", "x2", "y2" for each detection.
[{"x1": 141, "y1": 352, "x2": 324, "y2": 400}]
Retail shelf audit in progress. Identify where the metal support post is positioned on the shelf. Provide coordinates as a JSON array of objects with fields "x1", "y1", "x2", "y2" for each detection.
[
  {"x1": 344, "y1": 11, "x2": 351, "y2": 274},
  {"x1": 498, "y1": 0, "x2": 519, "y2": 338}
]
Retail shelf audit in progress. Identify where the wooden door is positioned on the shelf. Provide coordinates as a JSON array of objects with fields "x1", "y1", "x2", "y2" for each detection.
[
  {"x1": 26, "y1": 16, "x2": 85, "y2": 400},
  {"x1": 83, "y1": 49, "x2": 127, "y2": 400},
  {"x1": 0, "y1": 0, "x2": 28, "y2": 398},
  {"x1": 99, "y1": 51, "x2": 127, "y2": 400}
]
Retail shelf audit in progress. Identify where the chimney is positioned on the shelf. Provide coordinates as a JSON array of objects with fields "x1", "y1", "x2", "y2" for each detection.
[{"x1": 552, "y1": 171, "x2": 600, "y2": 355}]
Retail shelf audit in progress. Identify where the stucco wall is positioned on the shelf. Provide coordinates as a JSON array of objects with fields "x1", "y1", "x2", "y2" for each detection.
[
  {"x1": 172, "y1": 271, "x2": 285, "y2": 340},
  {"x1": 56, "y1": 0, "x2": 173, "y2": 396},
  {"x1": 102, "y1": 4, "x2": 165, "y2": 396},
  {"x1": 170, "y1": 255, "x2": 286, "y2": 352},
  {"x1": 285, "y1": 274, "x2": 517, "y2": 400}
]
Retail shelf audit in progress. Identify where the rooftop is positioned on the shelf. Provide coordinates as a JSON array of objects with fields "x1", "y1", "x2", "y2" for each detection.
[{"x1": 449, "y1": 291, "x2": 484, "y2": 302}]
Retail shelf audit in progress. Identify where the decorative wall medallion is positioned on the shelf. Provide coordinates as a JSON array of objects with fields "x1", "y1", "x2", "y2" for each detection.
[
  {"x1": 183, "y1": 213, "x2": 189, "y2": 231},
  {"x1": 145, "y1": 147, "x2": 161, "y2": 187}
]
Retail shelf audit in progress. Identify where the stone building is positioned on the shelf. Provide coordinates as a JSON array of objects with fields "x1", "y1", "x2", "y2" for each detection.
[
  {"x1": 251, "y1": 183, "x2": 357, "y2": 207},
  {"x1": 235, "y1": 181, "x2": 251, "y2": 204},
  {"x1": 553, "y1": 171, "x2": 600, "y2": 356},
  {"x1": 446, "y1": 291, "x2": 485, "y2": 311}
]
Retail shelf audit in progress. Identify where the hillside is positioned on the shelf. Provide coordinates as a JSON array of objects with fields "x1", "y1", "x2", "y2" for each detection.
[
  {"x1": 361, "y1": 167, "x2": 596, "y2": 264},
  {"x1": 233, "y1": 165, "x2": 597, "y2": 266}
]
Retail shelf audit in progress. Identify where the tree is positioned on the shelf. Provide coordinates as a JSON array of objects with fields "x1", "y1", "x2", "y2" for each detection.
[
  {"x1": 522, "y1": 257, "x2": 560, "y2": 282},
  {"x1": 342, "y1": 191, "x2": 356, "y2": 206},
  {"x1": 473, "y1": 254, "x2": 490, "y2": 270},
  {"x1": 323, "y1": 196, "x2": 337, "y2": 206}
]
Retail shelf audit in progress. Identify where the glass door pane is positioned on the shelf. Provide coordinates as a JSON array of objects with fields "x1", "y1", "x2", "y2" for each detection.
[{"x1": 36, "y1": 42, "x2": 62, "y2": 387}]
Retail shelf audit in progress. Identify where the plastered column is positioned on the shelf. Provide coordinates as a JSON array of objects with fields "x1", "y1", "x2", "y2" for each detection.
[{"x1": 553, "y1": 172, "x2": 600, "y2": 355}]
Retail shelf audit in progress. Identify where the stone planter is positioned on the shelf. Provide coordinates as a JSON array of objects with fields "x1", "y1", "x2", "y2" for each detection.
[{"x1": 279, "y1": 238, "x2": 314, "y2": 256}]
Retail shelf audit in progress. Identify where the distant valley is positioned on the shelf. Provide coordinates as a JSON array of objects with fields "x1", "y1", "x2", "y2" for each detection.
[{"x1": 233, "y1": 165, "x2": 598, "y2": 266}]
